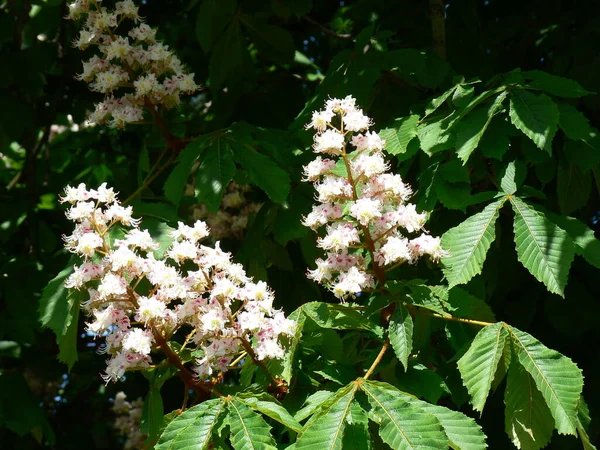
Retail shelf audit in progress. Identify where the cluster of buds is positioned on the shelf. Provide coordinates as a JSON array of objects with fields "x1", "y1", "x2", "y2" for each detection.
[
  {"x1": 191, "y1": 182, "x2": 263, "y2": 240},
  {"x1": 303, "y1": 96, "x2": 446, "y2": 299},
  {"x1": 67, "y1": 0, "x2": 199, "y2": 127},
  {"x1": 61, "y1": 183, "x2": 295, "y2": 382},
  {"x1": 113, "y1": 392, "x2": 146, "y2": 450}
]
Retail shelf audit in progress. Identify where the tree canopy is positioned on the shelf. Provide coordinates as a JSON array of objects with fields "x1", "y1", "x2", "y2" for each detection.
[{"x1": 1, "y1": 0, "x2": 599, "y2": 449}]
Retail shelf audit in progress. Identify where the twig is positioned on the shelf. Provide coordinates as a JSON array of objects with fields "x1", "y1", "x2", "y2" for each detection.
[
  {"x1": 364, "y1": 340, "x2": 389, "y2": 380},
  {"x1": 122, "y1": 152, "x2": 176, "y2": 205},
  {"x1": 406, "y1": 303, "x2": 493, "y2": 327},
  {"x1": 304, "y1": 16, "x2": 353, "y2": 39}
]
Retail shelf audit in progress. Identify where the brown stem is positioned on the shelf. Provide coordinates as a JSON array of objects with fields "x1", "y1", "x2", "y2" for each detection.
[
  {"x1": 122, "y1": 152, "x2": 176, "y2": 205},
  {"x1": 304, "y1": 16, "x2": 353, "y2": 39},
  {"x1": 238, "y1": 337, "x2": 285, "y2": 388},
  {"x1": 429, "y1": 0, "x2": 447, "y2": 60},
  {"x1": 364, "y1": 340, "x2": 389, "y2": 380}
]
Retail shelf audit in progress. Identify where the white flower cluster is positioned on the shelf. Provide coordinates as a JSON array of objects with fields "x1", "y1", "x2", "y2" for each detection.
[
  {"x1": 303, "y1": 96, "x2": 447, "y2": 299},
  {"x1": 112, "y1": 392, "x2": 146, "y2": 450},
  {"x1": 68, "y1": 0, "x2": 199, "y2": 127},
  {"x1": 61, "y1": 183, "x2": 295, "y2": 382},
  {"x1": 191, "y1": 182, "x2": 263, "y2": 240}
]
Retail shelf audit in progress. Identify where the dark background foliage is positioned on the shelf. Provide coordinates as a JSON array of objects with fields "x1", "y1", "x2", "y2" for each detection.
[{"x1": 1, "y1": 0, "x2": 599, "y2": 448}]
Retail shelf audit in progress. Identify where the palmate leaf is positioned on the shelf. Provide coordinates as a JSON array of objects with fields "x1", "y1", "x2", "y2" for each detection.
[
  {"x1": 441, "y1": 198, "x2": 506, "y2": 287},
  {"x1": 238, "y1": 393, "x2": 302, "y2": 433},
  {"x1": 361, "y1": 380, "x2": 448, "y2": 450},
  {"x1": 394, "y1": 392, "x2": 487, "y2": 450},
  {"x1": 509, "y1": 90, "x2": 558, "y2": 152},
  {"x1": 156, "y1": 398, "x2": 227, "y2": 450},
  {"x1": 295, "y1": 383, "x2": 358, "y2": 450},
  {"x1": 457, "y1": 322, "x2": 509, "y2": 412},
  {"x1": 508, "y1": 326, "x2": 583, "y2": 436},
  {"x1": 341, "y1": 401, "x2": 372, "y2": 450},
  {"x1": 227, "y1": 400, "x2": 278, "y2": 450},
  {"x1": 388, "y1": 304, "x2": 413, "y2": 372},
  {"x1": 510, "y1": 197, "x2": 574, "y2": 297},
  {"x1": 504, "y1": 362, "x2": 554, "y2": 450},
  {"x1": 301, "y1": 302, "x2": 384, "y2": 337}
]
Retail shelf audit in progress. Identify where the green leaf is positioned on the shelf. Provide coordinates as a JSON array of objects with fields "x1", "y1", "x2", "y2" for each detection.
[
  {"x1": 439, "y1": 160, "x2": 470, "y2": 183},
  {"x1": 455, "y1": 91, "x2": 508, "y2": 163},
  {"x1": 301, "y1": 302, "x2": 384, "y2": 337},
  {"x1": 542, "y1": 212, "x2": 600, "y2": 269},
  {"x1": 380, "y1": 115, "x2": 419, "y2": 155},
  {"x1": 479, "y1": 117, "x2": 512, "y2": 160},
  {"x1": 509, "y1": 90, "x2": 558, "y2": 152},
  {"x1": 504, "y1": 362, "x2": 554, "y2": 450},
  {"x1": 196, "y1": 140, "x2": 235, "y2": 212},
  {"x1": 441, "y1": 198, "x2": 506, "y2": 287},
  {"x1": 241, "y1": 16, "x2": 295, "y2": 64},
  {"x1": 239, "y1": 394, "x2": 302, "y2": 433},
  {"x1": 141, "y1": 388, "x2": 164, "y2": 441},
  {"x1": 500, "y1": 161, "x2": 518, "y2": 194},
  {"x1": 227, "y1": 399, "x2": 278, "y2": 450},
  {"x1": 231, "y1": 144, "x2": 290, "y2": 204},
  {"x1": 388, "y1": 304, "x2": 413, "y2": 372},
  {"x1": 508, "y1": 325, "x2": 583, "y2": 435},
  {"x1": 510, "y1": 197, "x2": 575, "y2": 297},
  {"x1": 164, "y1": 138, "x2": 208, "y2": 206},
  {"x1": 57, "y1": 290, "x2": 82, "y2": 371},
  {"x1": 523, "y1": 70, "x2": 593, "y2": 98},
  {"x1": 557, "y1": 103, "x2": 598, "y2": 144},
  {"x1": 195, "y1": 0, "x2": 236, "y2": 52},
  {"x1": 295, "y1": 383, "x2": 358, "y2": 450},
  {"x1": 156, "y1": 398, "x2": 227, "y2": 450},
  {"x1": 424, "y1": 84, "x2": 459, "y2": 118},
  {"x1": 361, "y1": 380, "x2": 448, "y2": 450},
  {"x1": 294, "y1": 391, "x2": 334, "y2": 422},
  {"x1": 394, "y1": 390, "x2": 487, "y2": 450},
  {"x1": 209, "y1": 22, "x2": 252, "y2": 91},
  {"x1": 281, "y1": 308, "x2": 307, "y2": 384},
  {"x1": 342, "y1": 402, "x2": 372, "y2": 450},
  {"x1": 140, "y1": 218, "x2": 175, "y2": 260},
  {"x1": 38, "y1": 258, "x2": 81, "y2": 370},
  {"x1": 457, "y1": 323, "x2": 509, "y2": 412},
  {"x1": 417, "y1": 121, "x2": 455, "y2": 155},
  {"x1": 452, "y1": 84, "x2": 476, "y2": 109},
  {"x1": 557, "y1": 161, "x2": 592, "y2": 215}
]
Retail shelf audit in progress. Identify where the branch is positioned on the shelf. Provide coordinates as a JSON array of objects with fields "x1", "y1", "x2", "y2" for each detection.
[
  {"x1": 304, "y1": 16, "x2": 353, "y2": 39},
  {"x1": 429, "y1": 0, "x2": 446, "y2": 60},
  {"x1": 364, "y1": 340, "x2": 389, "y2": 380}
]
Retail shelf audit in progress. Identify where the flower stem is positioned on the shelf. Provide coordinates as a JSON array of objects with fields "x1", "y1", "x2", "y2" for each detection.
[{"x1": 364, "y1": 340, "x2": 389, "y2": 380}]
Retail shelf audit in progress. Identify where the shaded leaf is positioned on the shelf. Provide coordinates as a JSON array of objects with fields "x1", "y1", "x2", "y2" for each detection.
[
  {"x1": 504, "y1": 362, "x2": 554, "y2": 450},
  {"x1": 388, "y1": 304, "x2": 413, "y2": 371},
  {"x1": 455, "y1": 91, "x2": 507, "y2": 163},
  {"x1": 524, "y1": 71, "x2": 593, "y2": 98},
  {"x1": 195, "y1": 140, "x2": 235, "y2": 212},
  {"x1": 557, "y1": 161, "x2": 591, "y2": 215},
  {"x1": 301, "y1": 302, "x2": 383, "y2": 337},
  {"x1": 509, "y1": 90, "x2": 558, "y2": 152}
]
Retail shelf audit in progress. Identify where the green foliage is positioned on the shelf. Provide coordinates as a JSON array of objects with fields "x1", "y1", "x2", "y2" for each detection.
[{"x1": 4, "y1": 0, "x2": 600, "y2": 448}]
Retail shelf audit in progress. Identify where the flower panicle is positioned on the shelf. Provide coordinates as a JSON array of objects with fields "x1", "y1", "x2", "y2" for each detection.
[
  {"x1": 67, "y1": 0, "x2": 199, "y2": 128},
  {"x1": 62, "y1": 183, "x2": 294, "y2": 383},
  {"x1": 302, "y1": 96, "x2": 448, "y2": 300}
]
